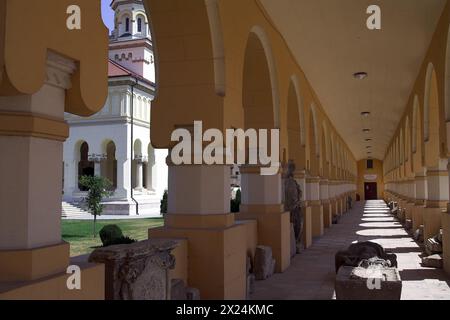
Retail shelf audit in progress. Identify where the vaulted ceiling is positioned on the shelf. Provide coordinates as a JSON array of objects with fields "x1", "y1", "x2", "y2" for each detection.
[{"x1": 259, "y1": 0, "x2": 447, "y2": 160}]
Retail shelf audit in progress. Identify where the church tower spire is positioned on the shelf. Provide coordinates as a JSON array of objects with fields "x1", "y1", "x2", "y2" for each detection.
[
  {"x1": 110, "y1": 0, "x2": 150, "y2": 41},
  {"x1": 108, "y1": 0, "x2": 155, "y2": 83}
]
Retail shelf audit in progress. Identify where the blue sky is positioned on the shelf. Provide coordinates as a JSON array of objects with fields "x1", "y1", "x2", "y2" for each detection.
[{"x1": 101, "y1": 0, "x2": 114, "y2": 31}]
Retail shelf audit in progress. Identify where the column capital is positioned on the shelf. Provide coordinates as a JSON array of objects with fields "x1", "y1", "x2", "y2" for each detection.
[{"x1": 88, "y1": 154, "x2": 106, "y2": 163}]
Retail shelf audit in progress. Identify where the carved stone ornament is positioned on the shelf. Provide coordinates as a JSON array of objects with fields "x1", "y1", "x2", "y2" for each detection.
[{"x1": 89, "y1": 239, "x2": 178, "y2": 300}]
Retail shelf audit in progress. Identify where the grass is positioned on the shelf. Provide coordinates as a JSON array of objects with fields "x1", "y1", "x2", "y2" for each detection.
[{"x1": 62, "y1": 218, "x2": 164, "y2": 257}]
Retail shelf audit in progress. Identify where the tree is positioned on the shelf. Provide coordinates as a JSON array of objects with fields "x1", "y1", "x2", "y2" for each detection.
[{"x1": 79, "y1": 175, "x2": 113, "y2": 237}]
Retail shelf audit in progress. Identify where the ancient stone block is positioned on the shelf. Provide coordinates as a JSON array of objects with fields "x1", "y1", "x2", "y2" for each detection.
[
  {"x1": 413, "y1": 226, "x2": 424, "y2": 243},
  {"x1": 425, "y1": 238, "x2": 443, "y2": 255},
  {"x1": 335, "y1": 266, "x2": 402, "y2": 300},
  {"x1": 89, "y1": 239, "x2": 177, "y2": 300},
  {"x1": 436, "y1": 229, "x2": 443, "y2": 244},
  {"x1": 290, "y1": 223, "x2": 296, "y2": 258},
  {"x1": 246, "y1": 274, "x2": 256, "y2": 299},
  {"x1": 405, "y1": 219, "x2": 412, "y2": 231},
  {"x1": 186, "y1": 287, "x2": 201, "y2": 300},
  {"x1": 332, "y1": 215, "x2": 339, "y2": 225},
  {"x1": 171, "y1": 279, "x2": 187, "y2": 300},
  {"x1": 254, "y1": 246, "x2": 276, "y2": 280},
  {"x1": 422, "y1": 254, "x2": 443, "y2": 269}
]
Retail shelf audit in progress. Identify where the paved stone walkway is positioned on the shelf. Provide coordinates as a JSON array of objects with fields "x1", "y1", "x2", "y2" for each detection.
[{"x1": 250, "y1": 200, "x2": 450, "y2": 300}]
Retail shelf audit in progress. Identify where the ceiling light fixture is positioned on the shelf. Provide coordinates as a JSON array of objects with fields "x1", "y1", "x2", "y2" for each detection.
[
  {"x1": 363, "y1": 129, "x2": 371, "y2": 133},
  {"x1": 354, "y1": 72, "x2": 368, "y2": 80},
  {"x1": 361, "y1": 111, "x2": 371, "y2": 117},
  {"x1": 365, "y1": 138, "x2": 372, "y2": 142}
]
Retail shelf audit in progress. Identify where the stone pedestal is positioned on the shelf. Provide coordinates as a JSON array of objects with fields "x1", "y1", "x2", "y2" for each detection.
[
  {"x1": 303, "y1": 205, "x2": 313, "y2": 248},
  {"x1": 0, "y1": 52, "x2": 104, "y2": 300},
  {"x1": 323, "y1": 201, "x2": 332, "y2": 228},
  {"x1": 423, "y1": 206, "x2": 444, "y2": 242},
  {"x1": 149, "y1": 164, "x2": 247, "y2": 300},
  {"x1": 89, "y1": 239, "x2": 177, "y2": 300},
  {"x1": 335, "y1": 266, "x2": 402, "y2": 300},
  {"x1": 412, "y1": 204, "x2": 425, "y2": 232},
  {"x1": 309, "y1": 201, "x2": 324, "y2": 237},
  {"x1": 240, "y1": 166, "x2": 291, "y2": 273},
  {"x1": 442, "y1": 212, "x2": 450, "y2": 275}
]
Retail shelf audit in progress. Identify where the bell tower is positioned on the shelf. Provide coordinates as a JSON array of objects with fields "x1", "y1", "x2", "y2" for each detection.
[{"x1": 108, "y1": 0, "x2": 155, "y2": 82}]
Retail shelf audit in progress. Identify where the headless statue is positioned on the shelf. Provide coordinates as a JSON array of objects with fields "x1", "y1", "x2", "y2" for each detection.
[{"x1": 283, "y1": 160, "x2": 304, "y2": 253}]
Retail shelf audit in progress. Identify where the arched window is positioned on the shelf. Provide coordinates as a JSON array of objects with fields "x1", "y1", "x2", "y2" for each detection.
[
  {"x1": 78, "y1": 142, "x2": 94, "y2": 191},
  {"x1": 138, "y1": 18, "x2": 142, "y2": 33},
  {"x1": 125, "y1": 18, "x2": 130, "y2": 32}
]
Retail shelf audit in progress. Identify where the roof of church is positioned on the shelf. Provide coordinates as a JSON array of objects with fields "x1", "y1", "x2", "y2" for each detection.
[{"x1": 108, "y1": 59, "x2": 155, "y2": 87}]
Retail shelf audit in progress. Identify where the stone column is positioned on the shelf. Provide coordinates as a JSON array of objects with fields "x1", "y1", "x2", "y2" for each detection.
[
  {"x1": 134, "y1": 155, "x2": 146, "y2": 191},
  {"x1": 239, "y1": 165, "x2": 291, "y2": 272},
  {"x1": 63, "y1": 158, "x2": 79, "y2": 201},
  {"x1": 405, "y1": 178, "x2": 415, "y2": 223},
  {"x1": 423, "y1": 164, "x2": 449, "y2": 241},
  {"x1": 149, "y1": 161, "x2": 248, "y2": 300},
  {"x1": 307, "y1": 176, "x2": 323, "y2": 237},
  {"x1": 145, "y1": 156, "x2": 157, "y2": 192},
  {"x1": 445, "y1": 161, "x2": 450, "y2": 275},
  {"x1": 320, "y1": 180, "x2": 332, "y2": 228},
  {"x1": 295, "y1": 170, "x2": 312, "y2": 249},
  {"x1": 115, "y1": 157, "x2": 131, "y2": 199},
  {"x1": 89, "y1": 154, "x2": 106, "y2": 177},
  {"x1": 0, "y1": 53, "x2": 73, "y2": 282},
  {"x1": 329, "y1": 180, "x2": 337, "y2": 218}
]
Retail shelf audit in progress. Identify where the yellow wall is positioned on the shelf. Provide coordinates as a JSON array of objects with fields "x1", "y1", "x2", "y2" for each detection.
[{"x1": 357, "y1": 159, "x2": 384, "y2": 200}]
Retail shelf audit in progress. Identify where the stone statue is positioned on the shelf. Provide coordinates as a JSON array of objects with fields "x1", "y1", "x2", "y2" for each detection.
[{"x1": 283, "y1": 160, "x2": 304, "y2": 253}]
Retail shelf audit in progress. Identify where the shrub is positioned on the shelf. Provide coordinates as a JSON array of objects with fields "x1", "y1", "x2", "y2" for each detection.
[
  {"x1": 160, "y1": 190, "x2": 168, "y2": 215},
  {"x1": 99, "y1": 224, "x2": 124, "y2": 246}
]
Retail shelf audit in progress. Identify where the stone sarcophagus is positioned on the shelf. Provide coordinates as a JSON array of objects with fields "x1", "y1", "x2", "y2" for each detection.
[
  {"x1": 335, "y1": 265, "x2": 402, "y2": 300},
  {"x1": 89, "y1": 239, "x2": 177, "y2": 300},
  {"x1": 335, "y1": 242, "x2": 402, "y2": 300}
]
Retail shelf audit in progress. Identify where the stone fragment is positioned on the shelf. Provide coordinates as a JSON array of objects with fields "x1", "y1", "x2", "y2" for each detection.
[
  {"x1": 425, "y1": 237, "x2": 443, "y2": 255},
  {"x1": 290, "y1": 223, "x2": 296, "y2": 258},
  {"x1": 254, "y1": 246, "x2": 276, "y2": 280},
  {"x1": 332, "y1": 215, "x2": 339, "y2": 225},
  {"x1": 422, "y1": 254, "x2": 443, "y2": 269},
  {"x1": 89, "y1": 239, "x2": 177, "y2": 300},
  {"x1": 413, "y1": 226, "x2": 424, "y2": 243},
  {"x1": 171, "y1": 279, "x2": 187, "y2": 300},
  {"x1": 436, "y1": 229, "x2": 443, "y2": 244},
  {"x1": 335, "y1": 266, "x2": 402, "y2": 300},
  {"x1": 246, "y1": 274, "x2": 256, "y2": 299},
  {"x1": 186, "y1": 287, "x2": 201, "y2": 300},
  {"x1": 397, "y1": 209, "x2": 405, "y2": 222},
  {"x1": 405, "y1": 219, "x2": 412, "y2": 231}
]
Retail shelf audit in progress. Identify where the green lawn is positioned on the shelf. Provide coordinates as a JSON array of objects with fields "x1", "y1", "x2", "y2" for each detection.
[{"x1": 62, "y1": 218, "x2": 164, "y2": 257}]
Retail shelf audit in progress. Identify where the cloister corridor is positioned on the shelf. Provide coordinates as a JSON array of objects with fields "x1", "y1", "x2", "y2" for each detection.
[{"x1": 250, "y1": 201, "x2": 450, "y2": 300}]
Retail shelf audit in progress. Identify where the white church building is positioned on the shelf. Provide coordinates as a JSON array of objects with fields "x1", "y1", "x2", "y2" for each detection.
[{"x1": 62, "y1": 0, "x2": 168, "y2": 216}]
